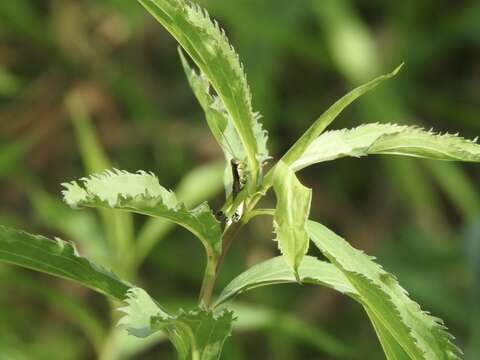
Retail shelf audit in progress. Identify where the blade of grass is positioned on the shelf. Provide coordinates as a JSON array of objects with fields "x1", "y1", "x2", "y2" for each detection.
[{"x1": 65, "y1": 94, "x2": 135, "y2": 276}]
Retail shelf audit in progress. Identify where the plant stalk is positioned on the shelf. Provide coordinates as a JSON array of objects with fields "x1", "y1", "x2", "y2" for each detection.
[
  {"x1": 198, "y1": 161, "x2": 284, "y2": 309},
  {"x1": 198, "y1": 254, "x2": 217, "y2": 309}
]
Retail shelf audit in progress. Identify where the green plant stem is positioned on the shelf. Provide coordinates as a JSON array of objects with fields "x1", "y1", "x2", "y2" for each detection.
[
  {"x1": 198, "y1": 211, "x2": 246, "y2": 309},
  {"x1": 199, "y1": 166, "x2": 281, "y2": 309},
  {"x1": 198, "y1": 254, "x2": 218, "y2": 309},
  {"x1": 198, "y1": 160, "x2": 294, "y2": 309}
]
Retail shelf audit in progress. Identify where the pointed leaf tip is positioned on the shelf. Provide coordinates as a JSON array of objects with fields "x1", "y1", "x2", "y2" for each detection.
[
  {"x1": 292, "y1": 123, "x2": 480, "y2": 171},
  {"x1": 391, "y1": 63, "x2": 404, "y2": 76}
]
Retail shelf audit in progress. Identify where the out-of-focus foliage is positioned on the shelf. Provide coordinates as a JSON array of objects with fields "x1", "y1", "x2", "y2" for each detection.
[{"x1": 0, "y1": 0, "x2": 479, "y2": 358}]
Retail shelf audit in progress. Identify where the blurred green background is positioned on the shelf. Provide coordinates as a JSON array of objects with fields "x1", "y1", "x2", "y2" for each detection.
[{"x1": 1, "y1": 0, "x2": 479, "y2": 359}]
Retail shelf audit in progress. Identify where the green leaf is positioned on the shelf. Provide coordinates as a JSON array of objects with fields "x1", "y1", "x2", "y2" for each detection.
[
  {"x1": 292, "y1": 123, "x2": 480, "y2": 171},
  {"x1": 215, "y1": 256, "x2": 358, "y2": 307},
  {"x1": 364, "y1": 307, "x2": 411, "y2": 360},
  {"x1": 0, "y1": 66, "x2": 21, "y2": 95},
  {"x1": 138, "y1": 0, "x2": 269, "y2": 187},
  {"x1": 272, "y1": 161, "x2": 312, "y2": 278},
  {"x1": 118, "y1": 288, "x2": 171, "y2": 338},
  {"x1": 0, "y1": 226, "x2": 130, "y2": 301},
  {"x1": 179, "y1": 50, "x2": 247, "y2": 197},
  {"x1": 119, "y1": 287, "x2": 234, "y2": 360},
  {"x1": 179, "y1": 49, "x2": 245, "y2": 163},
  {"x1": 62, "y1": 169, "x2": 222, "y2": 260},
  {"x1": 280, "y1": 65, "x2": 403, "y2": 167},
  {"x1": 153, "y1": 309, "x2": 234, "y2": 360},
  {"x1": 307, "y1": 220, "x2": 462, "y2": 359},
  {"x1": 136, "y1": 161, "x2": 224, "y2": 267}
]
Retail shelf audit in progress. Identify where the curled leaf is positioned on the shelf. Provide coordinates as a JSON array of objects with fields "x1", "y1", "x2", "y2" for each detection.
[
  {"x1": 62, "y1": 169, "x2": 222, "y2": 259},
  {"x1": 273, "y1": 161, "x2": 312, "y2": 279}
]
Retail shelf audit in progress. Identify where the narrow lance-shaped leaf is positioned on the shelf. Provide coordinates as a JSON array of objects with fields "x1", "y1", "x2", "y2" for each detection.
[
  {"x1": 0, "y1": 226, "x2": 130, "y2": 301},
  {"x1": 279, "y1": 65, "x2": 403, "y2": 168},
  {"x1": 179, "y1": 49, "x2": 245, "y2": 163},
  {"x1": 120, "y1": 287, "x2": 234, "y2": 360},
  {"x1": 139, "y1": 0, "x2": 269, "y2": 187},
  {"x1": 273, "y1": 161, "x2": 312, "y2": 279},
  {"x1": 215, "y1": 256, "x2": 358, "y2": 307},
  {"x1": 179, "y1": 49, "x2": 246, "y2": 198},
  {"x1": 62, "y1": 169, "x2": 222, "y2": 262},
  {"x1": 307, "y1": 220, "x2": 462, "y2": 359},
  {"x1": 292, "y1": 123, "x2": 480, "y2": 171}
]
